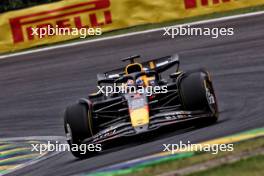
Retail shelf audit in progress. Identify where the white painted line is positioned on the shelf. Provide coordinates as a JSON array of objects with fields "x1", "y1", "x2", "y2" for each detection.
[{"x1": 1, "y1": 10, "x2": 264, "y2": 59}]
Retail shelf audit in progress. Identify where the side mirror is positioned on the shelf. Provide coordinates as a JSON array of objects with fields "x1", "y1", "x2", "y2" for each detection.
[{"x1": 169, "y1": 72, "x2": 182, "y2": 79}]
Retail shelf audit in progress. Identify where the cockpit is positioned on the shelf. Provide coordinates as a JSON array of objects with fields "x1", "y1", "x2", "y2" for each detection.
[{"x1": 125, "y1": 63, "x2": 143, "y2": 74}]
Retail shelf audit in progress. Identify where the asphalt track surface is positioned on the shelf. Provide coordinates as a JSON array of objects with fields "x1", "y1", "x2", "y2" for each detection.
[{"x1": 1, "y1": 13, "x2": 264, "y2": 176}]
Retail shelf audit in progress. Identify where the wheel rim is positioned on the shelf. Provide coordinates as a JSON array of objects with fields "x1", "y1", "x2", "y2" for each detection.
[
  {"x1": 66, "y1": 123, "x2": 73, "y2": 142},
  {"x1": 204, "y1": 80, "x2": 218, "y2": 114}
]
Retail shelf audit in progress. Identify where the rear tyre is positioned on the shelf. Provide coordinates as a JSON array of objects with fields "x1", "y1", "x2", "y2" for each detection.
[
  {"x1": 179, "y1": 71, "x2": 218, "y2": 127},
  {"x1": 64, "y1": 102, "x2": 94, "y2": 158}
]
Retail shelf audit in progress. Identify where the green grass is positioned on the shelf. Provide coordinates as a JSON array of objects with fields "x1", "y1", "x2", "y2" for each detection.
[
  {"x1": 125, "y1": 137, "x2": 264, "y2": 176},
  {"x1": 188, "y1": 154, "x2": 264, "y2": 176},
  {"x1": 1, "y1": 4, "x2": 264, "y2": 55}
]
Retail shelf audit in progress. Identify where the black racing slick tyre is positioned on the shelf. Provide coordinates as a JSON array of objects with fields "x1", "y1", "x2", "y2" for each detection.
[
  {"x1": 64, "y1": 102, "x2": 94, "y2": 158},
  {"x1": 179, "y1": 71, "x2": 218, "y2": 126}
]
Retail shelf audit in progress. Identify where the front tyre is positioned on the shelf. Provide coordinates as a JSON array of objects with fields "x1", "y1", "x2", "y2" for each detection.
[
  {"x1": 179, "y1": 71, "x2": 218, "y2": 126},
  {"x1": 64, "y1": 103, "x2": 94, "y2": 158}
]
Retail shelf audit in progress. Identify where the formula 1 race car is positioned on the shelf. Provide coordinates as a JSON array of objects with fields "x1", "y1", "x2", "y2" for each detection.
[{"x1": 64, "y1": 55, "x2": 218, "y2": 158}]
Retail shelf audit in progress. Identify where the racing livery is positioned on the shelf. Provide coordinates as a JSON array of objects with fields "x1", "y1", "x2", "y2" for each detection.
[{"x1": 64, "y1": 55, "x2": 218, "y2": 158}]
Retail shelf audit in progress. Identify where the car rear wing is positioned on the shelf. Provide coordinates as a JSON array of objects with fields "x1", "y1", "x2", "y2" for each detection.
[{"x1": 97, "y1": 54, "x2": 179, "y2": 84}]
